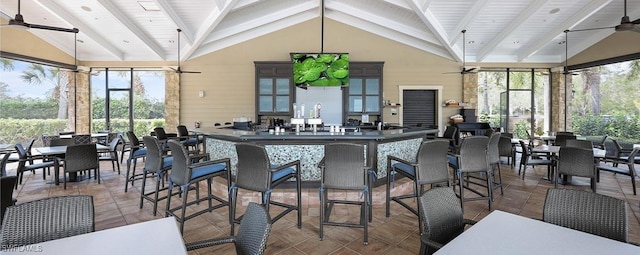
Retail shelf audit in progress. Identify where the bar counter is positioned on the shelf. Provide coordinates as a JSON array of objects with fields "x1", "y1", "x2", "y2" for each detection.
[{"x1": 192, "y1": 127, "x2": 439, "y2": 185}]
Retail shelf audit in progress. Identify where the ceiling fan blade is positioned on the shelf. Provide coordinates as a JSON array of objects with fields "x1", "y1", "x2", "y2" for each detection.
[
  {"x1": 28, "y1": 23, "x2": 79, "y2": 33},
  {"x1": 179, "y1": 70, "x2": 201, "y2": 74}
]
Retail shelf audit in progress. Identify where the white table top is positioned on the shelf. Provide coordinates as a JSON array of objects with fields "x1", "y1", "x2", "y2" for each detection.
[
  {"x1": 34, "y1": 144, "x2": 109, "y2": 156},
  {"x1": 435, "y1": 210, "x2": 640, "y2": 255},
  {"x1": 532, "y1": 145, "x2": 606, "y2": 157},
  {"x1": 0, "y1": 217, "x2": 187, "y2": 255}
]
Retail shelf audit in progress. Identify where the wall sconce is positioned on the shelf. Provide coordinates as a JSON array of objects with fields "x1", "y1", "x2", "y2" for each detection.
[{"x1": 198, "y1": 91, "x2": 205, "y2": 98}]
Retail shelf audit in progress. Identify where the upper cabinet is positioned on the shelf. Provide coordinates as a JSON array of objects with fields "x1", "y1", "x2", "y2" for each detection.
[
  {"x1": 255, "y1": 62, "x2": 293, "y2": 122},
  {"x1": 345, "y1": 62, "x2": 384, "y2": 120}
]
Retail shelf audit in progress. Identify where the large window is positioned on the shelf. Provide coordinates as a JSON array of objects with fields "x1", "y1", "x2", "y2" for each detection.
[
  {"x1": 91, "y1": 68, "x2": 165, "y2": 138},
  {"x1": 568, "y1": 59, "x2": 640, "y2": 144},
  {"x1": 478, "y1": 69, "x2": 549, "y2": 139},
  {"x1": 0, "y1": 58, "x2": 72, "y2": 146}
]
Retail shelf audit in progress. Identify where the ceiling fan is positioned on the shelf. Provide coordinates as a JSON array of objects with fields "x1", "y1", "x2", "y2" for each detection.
[
  {"x1": 615, "y1": 0, "x2": 640, "y2": 32},
  {"x1": 3, "y1": 0, "x2": 78, "y2": 33},
  {"x1": 571, "y1": 0, "x2": 640, "y2": 33},
  {"x1": 169, "y1": 28, "x2": 201, "y2": 74},
  {"x1": 445, "y1": 30, "x2": 477, "y2": 74}
]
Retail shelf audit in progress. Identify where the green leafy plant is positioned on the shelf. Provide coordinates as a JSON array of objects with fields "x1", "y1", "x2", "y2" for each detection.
[{"x1": 292, "y1": 53, "x2": 349, "y2": 87}]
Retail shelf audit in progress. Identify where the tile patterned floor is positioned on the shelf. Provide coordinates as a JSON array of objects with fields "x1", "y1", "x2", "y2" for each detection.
[{"x1": 5, "y1": 157, "x2": 640, "y2": 254}]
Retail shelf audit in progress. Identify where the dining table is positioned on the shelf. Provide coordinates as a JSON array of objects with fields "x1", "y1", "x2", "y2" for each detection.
[
  {"x1": 434, "y1": 210, "x2": 640, "y2": 255},
  {"x1": 0, "y1": 217, "x2": 187, "y2": 255},
  {"x1": 34, "y1": 144, "x2": 109, "y2": 185}
]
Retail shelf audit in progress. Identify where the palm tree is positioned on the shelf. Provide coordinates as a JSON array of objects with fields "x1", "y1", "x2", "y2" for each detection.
[
  {"x1": 1, "y1": 58, "x2": 14, "y2": 71},
  {"x1": 20, "y1": 64, "x2": 69, "y2": 119}
]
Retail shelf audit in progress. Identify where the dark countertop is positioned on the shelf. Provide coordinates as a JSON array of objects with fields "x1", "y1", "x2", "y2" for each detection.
[{"x1": 191, "y1": 127, "x2": 438, "y2": 141}]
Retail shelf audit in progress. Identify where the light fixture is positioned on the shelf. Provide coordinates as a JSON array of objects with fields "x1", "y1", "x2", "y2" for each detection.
[
  {"x1": 198, "y1": 91, "x2": 205, "y2": 98},
  {"x1": 549, "y1": 8, "x2": 560, "y2": 14},
  {"x1": 81, "y1": 6, "x2": 92, "y2": 12}
]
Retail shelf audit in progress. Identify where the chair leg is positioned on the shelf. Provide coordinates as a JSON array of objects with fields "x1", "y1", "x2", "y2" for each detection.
[
  {"x1": 153, "y1": 173, "x2": 162, "y2": 216},
  {"x1": 319, "y1": 187, "x2": 325, "y2": 241},
  {"x1": 180, "y1": 186, "x2": 189, "y2": 233},
  {"x1": 363, "y1": 189, "x2": 369, "y2": 246},
  {"x1": 457, "y1": 171, "x2": 464, "y2": 214},
  {"x1": 229, "y1": 186, "x2": 238, "y2": 235},
  {"x1": 139, "y1": 171, "x2": 148, "y2": 208},
  {"x1": 385, "y1": 169, "x2": 392, "y2": 217},
  {"x1": 297, "y1": 170, "x2": 302, "y2": 229},
  {"x1": 486, "y1": 170, "x2": 493, "y2": 210}
]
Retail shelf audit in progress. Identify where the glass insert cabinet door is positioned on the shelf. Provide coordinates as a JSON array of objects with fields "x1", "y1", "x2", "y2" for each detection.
[
  {"x1": 258, "y1": 78, "x2": 290, "y2": 113},
  {"x1": 348, "y1": 78, "x2": 380, "y2": 113}
]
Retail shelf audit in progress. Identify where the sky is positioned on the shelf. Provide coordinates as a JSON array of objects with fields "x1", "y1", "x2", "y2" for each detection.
[{"x1": 0, "y1": 60, "x2": 165, "y2": 100}]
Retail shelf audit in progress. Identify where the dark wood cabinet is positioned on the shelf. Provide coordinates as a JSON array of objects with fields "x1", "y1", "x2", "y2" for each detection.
[
  {"x1": 255, "y1": 62, "x2": 294, "y2": 124},
  {"x1": 344, "y1": 62, "x2": 384, "y2": 123}
]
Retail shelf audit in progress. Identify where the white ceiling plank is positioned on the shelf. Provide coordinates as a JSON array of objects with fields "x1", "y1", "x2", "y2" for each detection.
[
  {"x1": 181, "y1": 0, "x2": 240, "y2": 60},
  {"x1": 206, "y1": 1, "x2": 318, "y2": 42},
  {"x1": 153, "y1": 0, "x2": 194, "y2": 45},
  {"x1": 517, "y1": 0, "x2": 612, "y2": 62},
  {"x1": 35, "y1": 0, "x2": 124, "y2": 60},
  {"x1": 476, "y1": 0, "x2": 549, "y2": 62},
  {"x1": 326, "y1": 1, "x2": 440, "y2": 45},
  {"x1": 381, "y1": 0, "x2": 413, "y2": 10},
  {"x1": 97, "y1": 0, "x2": 166, "y2": 60},
  {"x1": 448, "y1": 0, "x2": 490, "y2": 45},
  {"x1": 193, "y1": 10, "x2": 318, "y2": 58},
  {"x1": 234, "y1": 0, "x2": 265, "y2": 9},
  {"x1": 406, "y1": 0, "x2": 461, "y2": 63}
]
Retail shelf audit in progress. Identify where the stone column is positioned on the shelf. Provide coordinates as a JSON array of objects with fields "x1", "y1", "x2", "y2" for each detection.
[
  {"x1": 66, "y1": 70, "x2": 91, "y2": 134},
  {"x1": 462, "y1": 72, "x2": 479, "y2": 110},
  {"x1": 165, "y1": 71, "x2": 180, "y2": 130},
  {"x1": 550, "y1": 71, "x2": 570, "y2": 131}
]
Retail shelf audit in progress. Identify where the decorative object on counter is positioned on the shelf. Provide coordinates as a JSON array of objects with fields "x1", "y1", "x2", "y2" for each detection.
[{"x1": 450, "y1": 114, "x2": 464, "y2": 123}]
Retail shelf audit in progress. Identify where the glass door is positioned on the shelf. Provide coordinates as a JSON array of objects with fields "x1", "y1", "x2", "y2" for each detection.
[{"x1": 107, "y1": 89, "x2": 131, "y2": 134}]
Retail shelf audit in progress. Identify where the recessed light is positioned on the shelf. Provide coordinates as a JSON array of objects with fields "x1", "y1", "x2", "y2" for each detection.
[
  {"x1": 81, "y1": 6, "x2": 92, "y2": 12},
  {"x1": 513, "y1": 41, "x2": 520, "y2": 44},
  {"x1": 76, "y1": 39, "x2": 84, "y2": 43},
  {"x1": 168, "y1": 40, "x2": 175, "y2": 43},
  {"x1": 467, "y1": 41, "x2": 475, "y2": 44},
  {"x1": 123, "y1": 40, "x2": 130, "y2": 43},
  {"x1": 558, "y1": 41, "x2": 566, "y2": 45},
  {"x1": 550, "y1": 8, "x2": 560, "y2": 14}
]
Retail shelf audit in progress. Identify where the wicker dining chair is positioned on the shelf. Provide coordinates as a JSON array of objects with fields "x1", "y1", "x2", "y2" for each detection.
[
  {"x1": 418, "y1": 187, "x2": 476, "y2": 255},
  {"x1": 598, "y1": 148, "x2": 638, "y2": 195},
  {"x1": 565, "y1": 139, "x2": 594, "y2": 149},
  {"x1": 59, "y1": 144, "x2": 100, "y2": 189},
  {"x1": 543, "y1": 188, "x2": 628, "y2": 243},
  {"x1": 518, "y1": 140, "x2": 553, "y2": 180},
  {"x1": 0, "y1": 176, "x2": 18, "y2": 225},
  {"x1": 386, "y1": 139, "x2": 450, "y2": 220},
  {"x1": 185, "y1": 202, "x2": 271, "y2": 254},
  {"x1": 99, "y1": 137, "x2": 121, "y2": 174},
  {"x1": 319, "y1": 143, "x2": 373, "y2": 245},
  {"x1": 0, "y1": 195, "x2": 94, "y2": 247},
  {"x1": 165, "y1": 140, "x2": 230, "y2": 233},
  {"x1": 555, "y1": 147, "x2": 597, "y2": 192}
]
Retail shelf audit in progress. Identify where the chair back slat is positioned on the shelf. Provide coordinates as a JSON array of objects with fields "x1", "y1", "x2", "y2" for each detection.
[
  {"x1": 543, "y1": 189, "x2": 627, "y2": 242},
  {"x1": 415, "y1": 139, "x2": 450, "y2": 185},
  {"x1": 235, "y1": 143, "x2": 271, "y2": 191},
  {"x1": 322, "y1": 143, "x2": 366, "y2": 189}
]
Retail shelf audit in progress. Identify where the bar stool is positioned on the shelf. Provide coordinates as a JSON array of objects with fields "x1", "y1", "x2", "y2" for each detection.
[
  {"x1": 386, "y1": 139, "x2": 450, "y2": 228},
  {"x1": 124, "y1": 131, "x2": 147, "y2": 192},
  {"x1": 140, "y1": 136, "x2": 172, "y2": 216},
  {"x1": 230, "y1": 143, "x2": 301, "y2": 235},
  {"x1": 448, "y1": 136, "x2": 493, "y2": 213},
  {"x1": 319, "y1": 143, "x2": 373, "y2": 245},
  {"x1": 165, "y1": 140, "x2": 231, "y2": 233}
]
